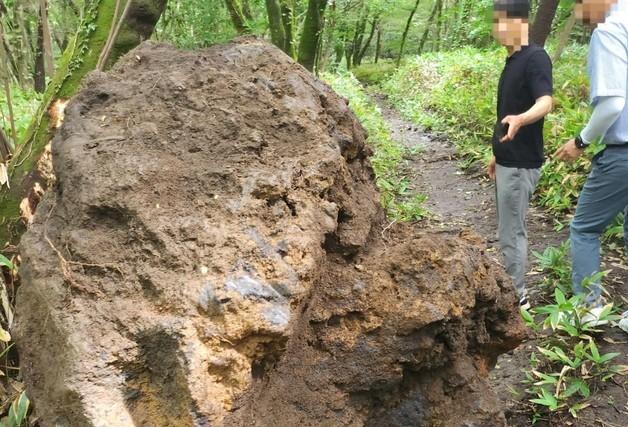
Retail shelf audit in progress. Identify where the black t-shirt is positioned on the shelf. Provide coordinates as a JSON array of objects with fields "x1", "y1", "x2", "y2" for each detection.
[{"x1": 492, "y1": 45, "x2": 553, "y2": 169}]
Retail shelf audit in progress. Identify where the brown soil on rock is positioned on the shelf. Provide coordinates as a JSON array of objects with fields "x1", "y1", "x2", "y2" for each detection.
[
  {"x1": 375, "y1": 96, "x2": 628, "y2": 427},
  {"x1": 14, "y1": 38, "x2": 525, "y2": 426}
]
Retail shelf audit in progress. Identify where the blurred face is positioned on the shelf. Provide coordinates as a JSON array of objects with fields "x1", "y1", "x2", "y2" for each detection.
[
  {"x1": 493, "y1": 11, "x2": 529, "y2": 51},
  {"x1": 575, "y1": 0, "x2": 618, "y2": 25}
]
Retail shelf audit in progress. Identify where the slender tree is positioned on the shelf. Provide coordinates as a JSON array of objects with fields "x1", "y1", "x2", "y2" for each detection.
[
  {"x1": 280, "y1": 2, "x2": 295, "y2": 57},
  {"x1": 33, "y1": 5, "x2": 45, "y2": 92},
  {"x1": 374, "y1": 26, "x2": 381, "y2": 63},
  {"x1": 0, "y1": 127, "x2": 10, "y2": 162},
  {"x1": 298, "y1": 0, "x2": 328, "y2": 71},
  {"x1": 417, "y1": 0, "x2": 440, "y2": 55},
  {"x1": 224, "y1": 0, "x2": 250, "y2": 34},
  {"x1": 351, "y1": 7, "x2": 368, "y2": 67},
  {"x1": 16, "y1": 3, "x2": 31, "y2": 87},
  {"x1": 530, "y1": 0, "x2": 560, "y2": 45},
  {"x1": 266, "y1": 0, "x2": 288, "y2": 53},
  {"x1": 553, "y1": 8, "x2": 576, "y2": 62},
  {"x1": 355, "y1": 15, "x2": 379, "y2": 66},
  {"x1": 40, "y1": 0, "x2": 54, "y2": 76},
  {"x1": 397, "y1": 0, "x2": 421, "y2": 67}
]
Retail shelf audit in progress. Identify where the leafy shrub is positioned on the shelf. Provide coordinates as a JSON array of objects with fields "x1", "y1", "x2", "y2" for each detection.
[
  {"x1": 352, "y1": 61, "x2": 397, "y2": 86},
  {"x1": 521, "y1": 288, "x2": 622, "y2": 420}
]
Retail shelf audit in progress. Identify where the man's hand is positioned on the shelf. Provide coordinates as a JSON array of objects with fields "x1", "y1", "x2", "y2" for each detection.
[
  {"x1": 500, "y1": 115, "x2": 524, "y2": 142},
  {"x1": 499, "y1": 96, "x2": 553, "y2": 143},
  {"x1": 487, "y1": 156, "x2": 497, "y2": 180},
  {"x1": 554, "y1": 139, "x2": 584, "y2": 162}
]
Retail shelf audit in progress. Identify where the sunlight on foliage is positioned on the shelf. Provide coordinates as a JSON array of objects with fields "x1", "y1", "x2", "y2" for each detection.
[{"x1": 323, "y1": 72, "x2": 427, "y2": 222}]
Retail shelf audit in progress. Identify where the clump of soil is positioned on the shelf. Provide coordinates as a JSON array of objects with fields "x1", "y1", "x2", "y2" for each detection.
[{"x1": 14, "y1": 38, "x2": 525, "y2": 426}]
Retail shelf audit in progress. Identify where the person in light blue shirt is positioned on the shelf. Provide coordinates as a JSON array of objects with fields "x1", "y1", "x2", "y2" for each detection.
[{"x1": 555, "y1": 0, "x2": 628, "y2": 325}]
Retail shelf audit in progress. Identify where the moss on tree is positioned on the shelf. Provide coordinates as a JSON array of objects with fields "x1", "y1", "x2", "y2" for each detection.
[{"x1": 0, "y1": 0, "x2": 167, "y2": 246}]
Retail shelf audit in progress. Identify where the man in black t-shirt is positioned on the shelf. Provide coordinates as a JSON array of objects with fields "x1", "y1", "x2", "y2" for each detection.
[{"x1": 488, "y1": 0, "x2": 553, "y2": 309}]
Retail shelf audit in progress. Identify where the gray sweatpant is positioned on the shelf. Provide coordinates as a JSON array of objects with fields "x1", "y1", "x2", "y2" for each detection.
[{"x1": 495, "y1": 164, "x2": 541, "y2": 299}]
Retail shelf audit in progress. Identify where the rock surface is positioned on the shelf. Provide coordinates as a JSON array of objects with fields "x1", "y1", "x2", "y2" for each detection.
[{"x1": 15, "y1": 38, "x2": 525, "y2": 426}]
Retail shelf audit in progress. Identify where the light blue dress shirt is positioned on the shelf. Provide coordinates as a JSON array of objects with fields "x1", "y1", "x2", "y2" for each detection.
[{"x1": 588, "y1": 1, "x2": 628, "y2": 144}]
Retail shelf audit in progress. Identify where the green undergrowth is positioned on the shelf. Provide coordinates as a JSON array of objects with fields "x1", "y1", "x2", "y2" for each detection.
[
  {"x1": 352, "y1": 60, "x2": 397, "y2": 86},
  {"x1": 380, "y1": 45, "x2": 600, "y2": 219},
  {"x1": 0, "y1": 87, "x2": 41, "y2": 146},
  {"x1": 323, "y1": 72, "x2": 427, "y2": 222},
  {"x1": 520, "y1": 243, "x2": 626, "y2": 422}
]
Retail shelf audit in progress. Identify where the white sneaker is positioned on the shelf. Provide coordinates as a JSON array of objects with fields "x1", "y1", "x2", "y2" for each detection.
[{"x1": 582, "y1": 306, "x2": 609, "y2": 327}]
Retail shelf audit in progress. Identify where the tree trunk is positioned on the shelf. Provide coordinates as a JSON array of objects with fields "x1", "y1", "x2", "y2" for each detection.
[
  {"x1": 553, "y1": 9, "x2": 576, "y2": 62},
  {"x1": 297, "y1": 0, "x2": 328, "y2": 72},
  {"x1": 396, "y1": 0, "x2": 421, "y2": 67},
  {"x1": 266, "y1": 0, "x2": 287, "y2": 53},
  {"x1": 356, "y1": 16, "x2": 378, "y2": 66},
  {"x1": 33, "y1": 8, "x2": 46, "y2": 93},
  {"x1": 242, "y1": 0, "x2": 254, "y2": 21},
  {"x1": 16, "y1": 4, "x2": 31, "y2": 87},
  {"x1": 224, "y1": 0, "x2": 250, "y2": 34},
  {"x1": 280, "y1": 2, "x2": 295, "y2": 57},
  {"x1": 418, "y1": 0, "x2": 439, "y2": 55},
  {"x1": 351, "y1": 10, "x2": 368, "y2": 67},
  {"x1": 0, "y1": 0, "x2": 168, "y2": 246},
  {"x1": 434, "y1": 0, "x2": 443, "y2": 52},
  {"x1": 374, "y1": 27, "x2": 381, "y2": 63},
  {"x1": 530, "y1": 0, "x2": 560, "y2": 45},
  {"x1": 0, "y1": 2, "x2": 19, "y2": 84},
  {"x1": 40, "y1": 0, "x2": 54, "y2": 76},
  {"x1": 0, "y1": 127, "x2": 10, "y2": 162}
]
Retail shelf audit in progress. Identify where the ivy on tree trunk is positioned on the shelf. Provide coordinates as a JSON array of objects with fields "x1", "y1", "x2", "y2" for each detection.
[{"x1": 0, "y1": 0, "x2": 168, "y2": 246}]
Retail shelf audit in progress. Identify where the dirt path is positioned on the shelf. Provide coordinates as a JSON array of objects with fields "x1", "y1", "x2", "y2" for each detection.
[{"x1": 375, "y1": 96, "x2": 628, "y2": 426}]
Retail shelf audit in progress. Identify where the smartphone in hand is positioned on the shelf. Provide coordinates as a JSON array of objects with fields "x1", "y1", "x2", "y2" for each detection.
[{"x1": 494, "y1": 121, "x2": 510, "y2": 141}]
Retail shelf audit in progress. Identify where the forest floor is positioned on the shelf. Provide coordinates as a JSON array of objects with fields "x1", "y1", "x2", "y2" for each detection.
[{"x1": 374, "y1": 95, "x2": 628, "y2": 427}]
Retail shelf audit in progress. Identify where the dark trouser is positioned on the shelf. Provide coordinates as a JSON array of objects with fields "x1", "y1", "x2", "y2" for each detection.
[{"x1": 571, "y1": 146, "x2": 628, "y2": 304}]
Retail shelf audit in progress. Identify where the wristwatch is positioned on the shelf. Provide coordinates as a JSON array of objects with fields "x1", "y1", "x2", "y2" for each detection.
[{"x1": 574, "y1": 135, "x2": 588, "y2": 150}]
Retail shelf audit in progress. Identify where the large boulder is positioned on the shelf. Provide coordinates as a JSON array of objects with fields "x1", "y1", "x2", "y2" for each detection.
[{"x1": 15, "y1": 38, "x2": 525, "y2": 426}]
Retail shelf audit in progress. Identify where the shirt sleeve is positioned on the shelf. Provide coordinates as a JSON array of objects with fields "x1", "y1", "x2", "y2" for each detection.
[
  {"x1": 526, "y1": 50, "x2": 553, "y2": 100},
  {"x1": 589, "y1": 29, "x2": 628, "y2": 102},
  {"x1": 580, "y1": 96, "x2": 626, "y2": 144}
]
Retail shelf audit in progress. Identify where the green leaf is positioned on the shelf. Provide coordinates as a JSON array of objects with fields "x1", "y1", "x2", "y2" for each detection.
[
  {"x1": 520, "y1": 308, "x2": 535, "y2": 324},
  {"x1": 562, "y1": 379, "x2": 583, "y2": 398},
  {"x1": 558, "y1": 321, "x2": 580, "y2": 338},
  {"x1": 588, "y1": 340, "x2": 600, "y2": 361},
  {"x1": 0, "y1": 254, "x2": 14, "y2": 270},
  {"x1": 538, "y1": 347, "x2": 559, "y2": 361},
  {"x1": 555, "y1": 288, "x2": 566, "y2": 305},
  {"x1": 598, "y1": 352, "x2": 620, "y2": 364},
  {"x1": 530, "y1": 388, "x2": 560, "y2": 410},
  {"x1": 8, "y1": 392, "x2": 29, "y2": 427}
]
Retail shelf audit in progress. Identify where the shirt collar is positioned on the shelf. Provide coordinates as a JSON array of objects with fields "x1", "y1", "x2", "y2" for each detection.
[{"x1": 507, "y1": 44, "x2": 531, "y2": 62}]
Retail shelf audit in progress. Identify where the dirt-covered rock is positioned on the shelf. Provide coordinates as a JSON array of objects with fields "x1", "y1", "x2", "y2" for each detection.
[{"x1": 15, "y1": 38, "x2": 525, "y2": 426}]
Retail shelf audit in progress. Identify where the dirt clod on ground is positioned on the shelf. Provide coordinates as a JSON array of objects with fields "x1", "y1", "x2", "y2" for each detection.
[{"x1": 15, "y1": 38, "x2": 525, "y2": 426}]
